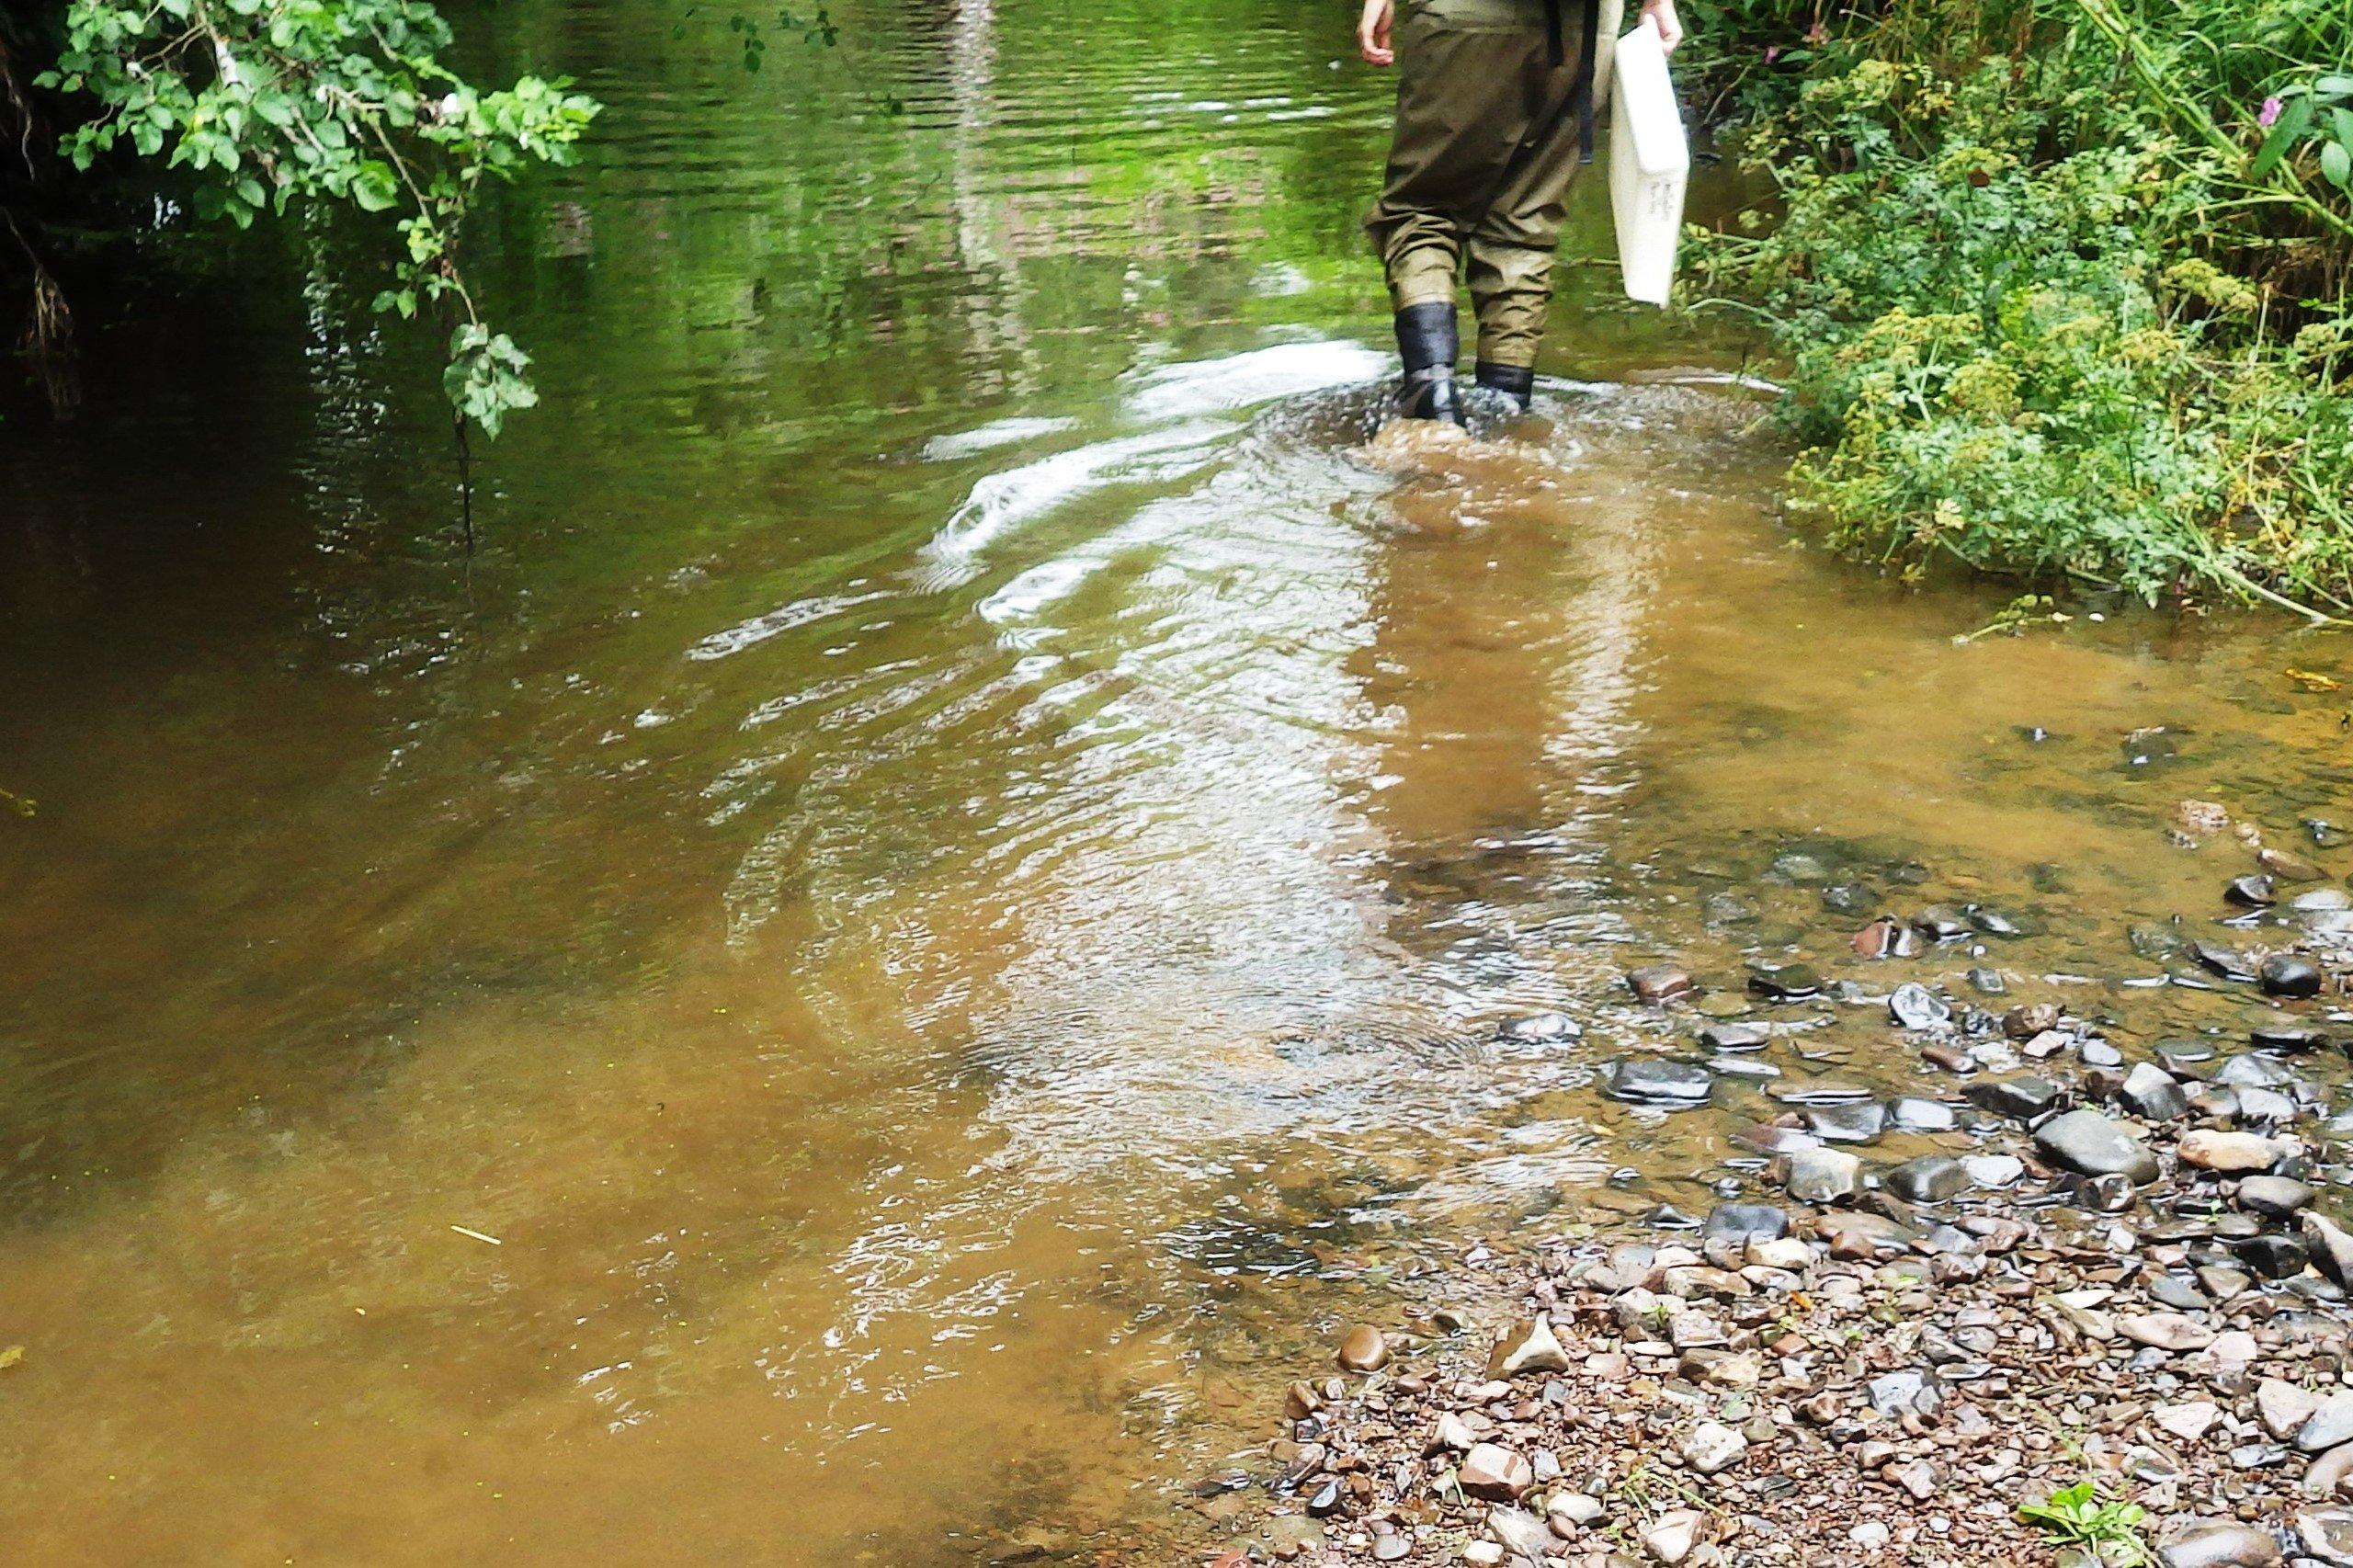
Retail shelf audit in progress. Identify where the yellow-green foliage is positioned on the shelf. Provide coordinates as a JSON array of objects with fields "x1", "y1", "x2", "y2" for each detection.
[{"x1": 1688, "y1": 6, "x2": 2353, "y2": 616}]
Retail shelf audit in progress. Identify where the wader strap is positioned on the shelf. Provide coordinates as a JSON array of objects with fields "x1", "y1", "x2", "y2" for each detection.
[
  {"x1": 1572, "y1": 0, "x2": 1600, "y2": 163},
  {"x1": 1543, "y1": 0, "x2": 1564, "y2": 67}
]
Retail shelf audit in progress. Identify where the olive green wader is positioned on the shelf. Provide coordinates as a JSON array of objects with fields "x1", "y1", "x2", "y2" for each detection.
[{"x1": 1368, "y1": 0, "x2": 1596, "y2": 417}]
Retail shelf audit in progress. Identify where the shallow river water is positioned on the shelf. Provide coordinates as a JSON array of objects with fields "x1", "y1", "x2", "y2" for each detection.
[{"x1": 4, "y1": 0, "x2": 2353, "y2": 1561}]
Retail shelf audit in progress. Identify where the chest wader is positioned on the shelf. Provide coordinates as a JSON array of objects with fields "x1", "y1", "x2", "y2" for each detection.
[{"x1": 1367, "y1": 0, "x2": 1597, "y2": 421}]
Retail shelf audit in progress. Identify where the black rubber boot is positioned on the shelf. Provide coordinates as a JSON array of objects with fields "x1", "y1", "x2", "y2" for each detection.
[
  {"x1": 1475, "y1": 360, "x2": 1535, "y2": 413},
  {"x1": 1392, "y1": 301, "x2": 1465, "y2": 426}
]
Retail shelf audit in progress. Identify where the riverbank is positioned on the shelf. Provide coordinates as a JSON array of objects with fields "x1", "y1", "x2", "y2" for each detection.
[
  {"x1": 1219, "y1": 800, "x2": 2353, "y2": 1566},
  {"x1": 1680, "y1": 0, "x2": 2353, "y2": 619}
]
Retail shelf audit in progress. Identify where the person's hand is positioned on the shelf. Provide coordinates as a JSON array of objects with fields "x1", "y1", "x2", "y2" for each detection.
[
  {"x1": 1642, "y1": 0, "x2": 1684, "y2": 53},
  {"x1": 1358, "y1": 0, "x2": 1394, "y2": 65}
]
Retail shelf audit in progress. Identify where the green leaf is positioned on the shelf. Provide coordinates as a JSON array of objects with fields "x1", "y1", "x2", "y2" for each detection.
[
  {"x1": 2252, "y1": 94, "x2": 2315, "y2": 177},
  {"x1": 351, "y1": 161, "x2": 402, "y2": 211},
  {"x1": 2324, "y1": 139, "x2": 2352, "y2": 189}
]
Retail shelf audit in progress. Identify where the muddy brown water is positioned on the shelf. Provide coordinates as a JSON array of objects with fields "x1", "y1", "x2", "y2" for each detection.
[{"x1": 4, "y1": 0, "x2": 2353, "y2": 1560}]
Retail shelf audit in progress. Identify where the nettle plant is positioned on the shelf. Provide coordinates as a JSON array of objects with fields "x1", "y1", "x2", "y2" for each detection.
[{"x1": 38, "y1": 0, "x2": 599, "y2": 436}]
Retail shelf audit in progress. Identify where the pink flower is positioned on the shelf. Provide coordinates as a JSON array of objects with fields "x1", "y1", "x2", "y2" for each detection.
[{"x1": 2258, "y1": 96, "x2": 2284, "y2": 128}]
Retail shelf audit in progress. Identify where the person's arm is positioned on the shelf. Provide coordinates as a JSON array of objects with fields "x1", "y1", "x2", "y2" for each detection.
[
  {"x1": 1358, "y1": 0, "x2": 1394, "y2": 65},
  {"x1": 1641, "y1": 0, "x2": 1684, "y2": 52}
]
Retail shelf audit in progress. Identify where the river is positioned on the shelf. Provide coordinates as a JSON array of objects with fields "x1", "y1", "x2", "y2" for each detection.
[{"x1": 2, "y1": 0, "x2": 2349, "y2": 1561}]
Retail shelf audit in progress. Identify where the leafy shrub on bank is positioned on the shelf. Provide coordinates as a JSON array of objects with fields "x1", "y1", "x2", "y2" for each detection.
[{"x1": 1686, "y1": 3, "x2": 2353, "y2": 617}]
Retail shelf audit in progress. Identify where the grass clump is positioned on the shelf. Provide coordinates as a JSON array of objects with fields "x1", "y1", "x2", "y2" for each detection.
[{"x1": 2018, "y1": 1478, "x2": 2152, "y2": 1563}]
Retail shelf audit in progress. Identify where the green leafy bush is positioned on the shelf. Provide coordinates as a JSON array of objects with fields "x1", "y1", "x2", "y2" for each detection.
[
  {"x1": 34, "y1": 0, "x2": 598, "y2": 436},
  {"x1": 1690, "y1": 15, "x2": 2353, "y2": 616}
]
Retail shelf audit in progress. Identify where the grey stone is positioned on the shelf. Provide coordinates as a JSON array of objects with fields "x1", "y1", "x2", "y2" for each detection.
[
  {"x1": 1804, "y1": 1100, "x2": 1888, "y2": 1144},
  {"x1": 1604, "y1": 1059, "x2": 1713, "y2": 1106},
  {"x1": 2121, "y1": 1062, "x2": 2190, "y2": 1120},
  {"x1": 2035, "y1": 1108, "x2": 2161, "y2": 1183},
  {"x1": 1781, "y1": 1148, "x2": 1861, "y2": 1204},
  {"x1": 1967, "y1": 1075, "x2": 2061, "y2": 1119},
  {"x1": 2239, "y1": 1176, "x2": 2316, "y2": 1218},
  {"x1": 1885, "y1": 1155, "x2": 1972, "y2": 1203}
]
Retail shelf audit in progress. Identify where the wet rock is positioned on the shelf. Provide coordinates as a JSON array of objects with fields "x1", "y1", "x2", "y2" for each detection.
[
  {"x1": 1969, "y1": 967, "x2": 2008, "y2": 994},
  {"x1": 2158, "y1": 1040, "x2": 2219, "y2": 1077},
  {"x1": 1698, "y1": 1022, "x2": 1768, "y2": 1051},
  {"x1": 1889, "y1": 1096, "x2": 1958, "y2": 1132},
  {"x1": 1852, "y1": 918, "x2": 1920, "y2": 959},
  {"x1": 2228, "y1": 874, "x2": 2280, "y2": 908},
  {"x1": 1747, "y1": 962, "x2": 1823, "y2": 1000},
  {"x1": 2179, "y1": 1131, "x2": 2285, "y2": 1174},
  {"x1": 1967, "y1": 1074, "x2": 2062, "y2": 1119},
  {"x1": 1337, "y1": 1325, "x2": 1388, "y2": 1372},
  {"x1": 1458, "y1": 1443, "x2": 1532, "y2": 1501},
  {"x1": 1886, "y1": 1154, "x2": 1972, "y2": 1203},
  {"x1": 1803, "y1": 1100, "x2": 1887, "y2": 1144},
  {"x1": 1498, "y1": 1011, "x2": 1580, "y2": 1043},
  {"x1": 1781, "y1": 1148, "x2": 1861, "y2": 1204},
  {"x1": 2155, "y1": 1520, "x2": 2282, "y2": 1567},
  {"x1": 1889, "y1": 983, "x2": 1951, "y2": 1029},
  {"x1": 2263, "y1": 846, "x2": 2327, "y2": 881},
  {"x1": 1679, "y1": 1419, "x2": 1747, "y2": 1475},
  {"x1": 1702, "y1": 1203, "x2": 1788, "y2": 1244},
  {"x1": 2261, "y1": 955, "x2": 2325, "y2": 999},
  {"x1": 1628, "y1": 965, "x2": 1695, "y2": 1004},
  {"x1": 1914, "y1": 906, "x2": 1972, "y2": 941},
  {"x1": 2196, "y1": 941, "x2": 2261, "y2": 983},
  {"x1": 2036, "y1": 1108, "x2": 2161, "y2": 1183},
  {"x1": 1964, "y1": 1153, "x2": 2027, "y2": 1188},
  {"x1": 2122, "y1": 1062, "x2": 2191, "y2": 1121},
  {"x1": 2006, "y1": 1004, "x2": 2062, "y2": 1039},
  {"x1": 1604, "y1": 1059, "x2": 1713, "y2": 1106},
  {"x1": 2238, "y1": 1175, "x2": 2316, "y2": 1218}
]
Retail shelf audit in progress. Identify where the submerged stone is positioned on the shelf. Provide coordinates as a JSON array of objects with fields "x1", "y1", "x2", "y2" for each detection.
[{"x1": 1604, "y1": 1059, "x2": 1713, "y2": 1106}]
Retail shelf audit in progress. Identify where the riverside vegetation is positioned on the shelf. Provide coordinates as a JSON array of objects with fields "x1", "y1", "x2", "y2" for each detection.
[{"x1": 1680, "y1": 0, "x2": 2353, "y2": 620}]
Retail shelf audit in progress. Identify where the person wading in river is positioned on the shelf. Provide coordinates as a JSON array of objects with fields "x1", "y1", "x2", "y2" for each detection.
[{"x1": 1358, "y1": 0, "x2": 1682, "y2": 424}]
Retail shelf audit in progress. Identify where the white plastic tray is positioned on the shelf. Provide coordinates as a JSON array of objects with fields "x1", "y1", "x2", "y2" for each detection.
[{"x1": 1607, "y1": 17, "x2": 1690, "y2": 306}]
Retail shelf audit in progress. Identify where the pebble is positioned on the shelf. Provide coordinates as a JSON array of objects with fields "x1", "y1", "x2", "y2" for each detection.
[
  {"x1": 2122, "y1": 1062, "x2": 2191, "y2": 1120},
  {"x1": 1337, "y1": 1325, "x2": 1389, "y2": 1372},
  {"x1": 2157, "y1": 1520, "x2": 2283, "y2": 1566},
  {"x1": 1605, "y1": 1059, "x2": 1714, "y2": 1106},
  {"x1": 1679, "y1": 1419, "x2": 1747, "y2": 1475},
  {"x1": 2179, "y1": 1130, "x2": 2284, "y2": 1174},
  {"x1": 1889, "y1": 982, "x2": 1951, "y2": 1028},
  {"x1": 1628, "y1": 965, "x2": 1696, "y2": 1004},
  {"x1": 2261, "y1": 954, "x2": 2324, "y2": 998},
  {"x1": 1885, "y1": 1154, "x2": 1972, "y2": 1203},
  {"x1": 1458, "y1": 1444, "x2": 1532, "y2": 1501},
  {"x1": 2237, "y1": 1175, "x2": 2315, "y2": 1217},
  {"x1": 1966, "y1": 1074, "x2": 2061, "y2": 1119},
  {"x1": 1780, "y1": 1147, "x2": 1861, "y2": 1203},
  {"x1": 1643, "y1": 1510, "x2": 1702, "y2": 1565}
]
